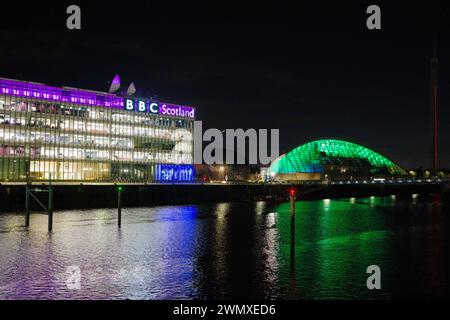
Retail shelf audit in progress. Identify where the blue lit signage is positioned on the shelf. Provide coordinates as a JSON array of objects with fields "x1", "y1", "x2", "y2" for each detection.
[{"x1": 155, "y1": 164, "x2": 195, "y2": 182}]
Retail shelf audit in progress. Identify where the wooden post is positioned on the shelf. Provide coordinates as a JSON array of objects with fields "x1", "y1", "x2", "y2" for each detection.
[
  {"x1": 48, "y1": 186, "x2": 53, "y2": 231},
  {"x1": 288, "y1": 187, "x2": 297, "y2": 258},
  {"x1": 288, "y1": 193, "x2": 297, "y2": 295},
  {"x1": 118, "y1": 188, "x2": 122, "y2": 228},
  {"x1": 25, "y1": 160, "x2": 30, "y2": 227},
  {"x1": 25, "y1": 185, "x2": 30, "y2": 227},
  {"x1": 290, "y1": 193, "x2": 296, "y2": 256}
]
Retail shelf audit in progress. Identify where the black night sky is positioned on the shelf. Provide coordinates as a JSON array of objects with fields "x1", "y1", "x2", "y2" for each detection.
[{"x1": 0, "y1": 1, "x2": 449, "y2": 169}]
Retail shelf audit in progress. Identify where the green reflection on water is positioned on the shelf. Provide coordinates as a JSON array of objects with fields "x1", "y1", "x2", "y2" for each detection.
[{"x1": 273, "y1": 197, "x2": 396, "y2": 299}]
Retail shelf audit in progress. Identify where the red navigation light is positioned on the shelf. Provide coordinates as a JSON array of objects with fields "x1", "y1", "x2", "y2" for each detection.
[{"x1": 288, "y1": 187, "x2": 297, "y2": 197}]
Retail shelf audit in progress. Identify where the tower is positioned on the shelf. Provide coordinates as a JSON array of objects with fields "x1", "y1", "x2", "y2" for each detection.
[{"x1": 431, "y1": 33, "x2": 439, "y2": 176}]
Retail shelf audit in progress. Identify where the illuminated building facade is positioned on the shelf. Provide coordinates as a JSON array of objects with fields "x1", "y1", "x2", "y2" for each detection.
[
  {"x1": 267, "y1": 139, "x2": 407, "y2": 181},
  {"x1": 0, "y1": 77, "x2": 195, "y2": 182}
]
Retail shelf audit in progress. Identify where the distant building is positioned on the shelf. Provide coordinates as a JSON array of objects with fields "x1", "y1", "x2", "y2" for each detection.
[
  {"x1": 0, "y1": 77, "x2": 195, "y2": 182},
  {"x1": 267, "y1": 139, "x2": 408, "y2": 182},
  {"x1": 195, "y1": 164, "x2": 261, "y2": 183}
]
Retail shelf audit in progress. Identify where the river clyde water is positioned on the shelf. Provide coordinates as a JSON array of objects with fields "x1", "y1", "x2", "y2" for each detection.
[{"x1": 0, "y1": 195, "x2": 449, "y2": 299}]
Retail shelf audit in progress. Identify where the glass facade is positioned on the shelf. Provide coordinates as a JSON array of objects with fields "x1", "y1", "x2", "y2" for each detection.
[
  {"x1": 0, "y1": 78, "x2": 195, "y2": 182},
  {"x1": 268, "y1": 139, "x2": 407, "y2": 180}
]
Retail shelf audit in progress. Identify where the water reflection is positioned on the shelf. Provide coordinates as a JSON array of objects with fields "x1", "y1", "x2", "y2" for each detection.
[
  {"x1": 0, "y1": 195, "x2": 449, "y2": 299},
  {"x1": 273, "y1": 196, "x2": 449, "y2": 299}
]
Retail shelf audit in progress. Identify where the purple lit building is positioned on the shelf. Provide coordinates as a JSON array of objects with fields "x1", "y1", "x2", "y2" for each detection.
[{"x1": 0, "y1": 77, "x2": 196, "y2": 182}]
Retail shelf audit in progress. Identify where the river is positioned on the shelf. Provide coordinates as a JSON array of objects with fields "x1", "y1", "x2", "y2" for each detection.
[{"x1": 0, "y1": 194, "x2": 448, "y2": 299}]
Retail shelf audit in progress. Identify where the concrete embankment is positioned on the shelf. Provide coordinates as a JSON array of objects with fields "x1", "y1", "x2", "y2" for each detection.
[{"x1": 0, "y1": 182, "x2": 444, "y2": 212}]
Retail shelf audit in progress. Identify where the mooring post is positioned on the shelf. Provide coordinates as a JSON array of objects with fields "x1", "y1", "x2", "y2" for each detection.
[
  {"x1": 48, "y1": 185, "x2": 53, "y2": 231},
  {"x1": 290, "y1": 193, "x2": 295, "y2": 245},
  {"x1": 25, "y1": 161, "x2": 30, "y2": 227},
  {"x1": 117, "y1": 186, "x2": 122, "y2": 228},
  {"x1": 25, "y1": 184, "x2": 30, "y2": 227},
  {"x1": 290, "y1": 194, "x2": 295, "y2": 218},
  {"x1": 48, "y1": 174, "x2": 53, "y2": 231},
  {"x1": 289, "y1": 187, "x2": 297, "y2": 257}
]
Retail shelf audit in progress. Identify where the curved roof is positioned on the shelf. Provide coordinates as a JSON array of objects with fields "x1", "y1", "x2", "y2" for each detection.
[{"x1": 268, "y1": 139, "x2": 406, "y2": 176}]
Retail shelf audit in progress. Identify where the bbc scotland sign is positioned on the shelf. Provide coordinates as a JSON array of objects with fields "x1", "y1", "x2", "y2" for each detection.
[{"x1": 124, "y1": 98, "x2": 195, "y2": 118}]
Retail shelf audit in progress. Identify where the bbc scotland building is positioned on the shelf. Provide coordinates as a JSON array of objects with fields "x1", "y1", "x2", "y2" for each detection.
[{"x1": 0, "y1": 77, "x2": 195, "y2": 182}]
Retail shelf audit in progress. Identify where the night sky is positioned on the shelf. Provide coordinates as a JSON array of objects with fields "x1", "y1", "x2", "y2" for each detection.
[{"x1": 0, "y1": 1, "x2": 449, "y2": 169}]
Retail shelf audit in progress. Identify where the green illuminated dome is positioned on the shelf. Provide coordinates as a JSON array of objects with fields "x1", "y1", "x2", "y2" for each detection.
[{"x1": 268, "y1": 139, "x2": 406, "y2": 180}]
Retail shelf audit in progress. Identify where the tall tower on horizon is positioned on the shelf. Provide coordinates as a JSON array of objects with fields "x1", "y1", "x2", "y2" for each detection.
[{"x1": 431, "y1": 33, "x2": 439, "y2": 175}]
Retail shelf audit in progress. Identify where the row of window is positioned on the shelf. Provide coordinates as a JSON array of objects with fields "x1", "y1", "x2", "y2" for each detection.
[
  {"x1": 0, "y1": 98, "x2": 193, "y2": 129},
  {"x1": 0, "y1": 145, "x2": 192, "y2": 163},
  {"x1": 0, "y1": 125, "x2": 182, "y2": 147},
  {"x1": 0, "y1": 112, "x2": 187, "y2": 137},
  {"x1": 0, "y1": 159, "x2": 159, "y2": 181},
  {"x1": 1, "y1": 124, "x2": 193, "y2": 153}
]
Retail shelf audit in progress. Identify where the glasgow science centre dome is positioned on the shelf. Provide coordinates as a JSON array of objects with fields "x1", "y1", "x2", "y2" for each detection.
[{"x1": 267, "y1": 139, "x2": 408, "y2": 182}]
